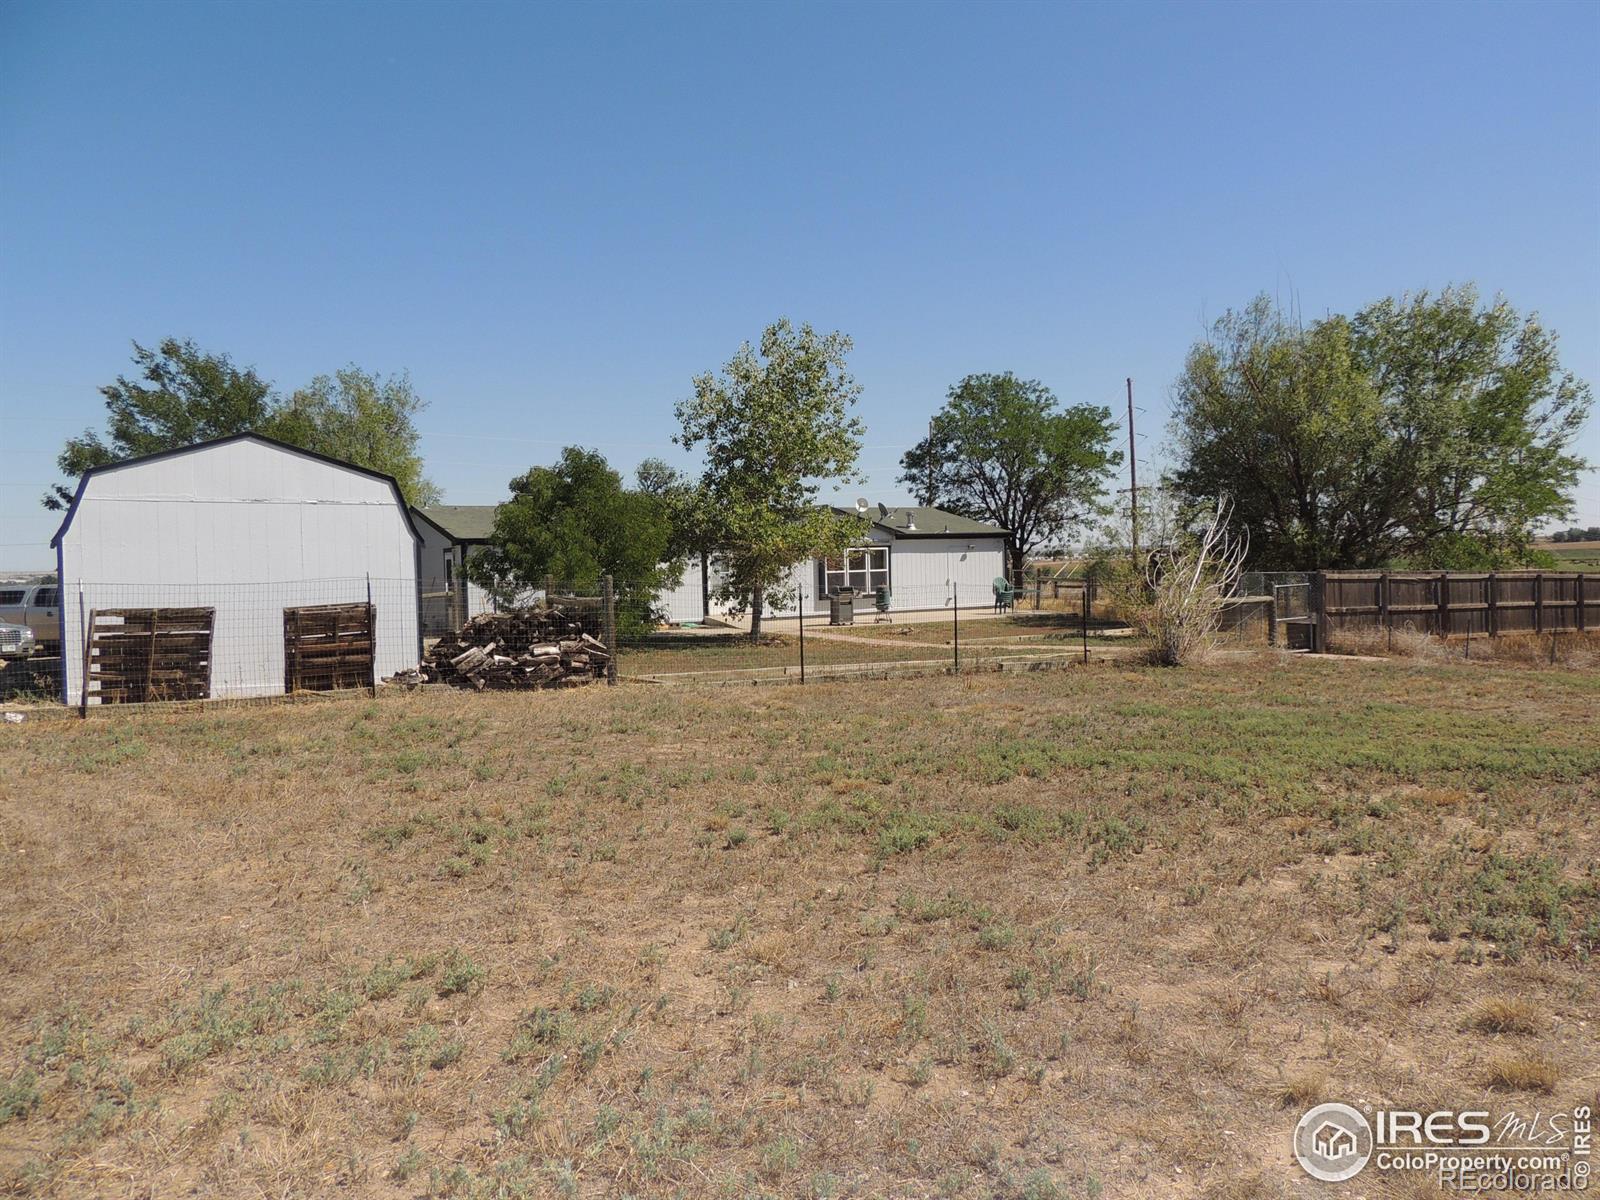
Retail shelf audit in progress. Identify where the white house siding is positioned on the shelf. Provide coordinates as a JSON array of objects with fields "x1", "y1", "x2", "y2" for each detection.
[
  {"x1": 875, "y1": 535, "x2": 1007, "y2": 611},
  {"x1": 415, "y1": 519, "x2": 492, "y2": 635},
  {"x1": 650, "y1": 532, "x2": 1008, "y2": 622},
  {"x1": 55, "y1": 438, "x2": 419, "y2": 703},
  {"x1": 653, "y1": 559, "x2": 712, "y2": 624}
]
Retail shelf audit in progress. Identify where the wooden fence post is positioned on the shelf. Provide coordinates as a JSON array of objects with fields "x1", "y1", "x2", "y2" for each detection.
[
  {"x1": 1577, "y1": 574, "x2": 1586, "y2": 634},
  {"x1": 1534, "y1": 572, "x2": 1543, "y2": 635},
  {"x1": 1436, "y1": 572, "x2": 1450, "y2": 639},
  {"x1": 1377, "y1": 573, "x2": 1389, "y2": 644},
  {"x1": 602, "y1": 575, "x2": 617, "y2": 686},
  {"x1": 1486, "y1": 573, "x2": 1498, "y2": 638},
  {"x1": 1310, "y1": 572, "x2": 1326, "y2": 653}
]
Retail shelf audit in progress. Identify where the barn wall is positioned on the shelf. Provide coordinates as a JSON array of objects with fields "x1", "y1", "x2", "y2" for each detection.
[{"x1": 58, "y1": 440, "x2": 418, "y2": 703}]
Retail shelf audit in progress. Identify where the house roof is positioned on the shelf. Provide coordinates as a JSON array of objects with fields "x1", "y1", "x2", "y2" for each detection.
[
  {"x1": 50, "y1": 432, "x2": 422, "y2": 548},
  {"x1": 415, "y1": 505, "x2": 498, "y2": 543},
  {"x1": 834, "y1": 505, "x2": 1009, "y2": 540}
]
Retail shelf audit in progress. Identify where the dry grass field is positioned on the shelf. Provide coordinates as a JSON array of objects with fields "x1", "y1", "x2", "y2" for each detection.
[{"x1": 2, "y1": 657, "x2": 1597, "y2": 1199}]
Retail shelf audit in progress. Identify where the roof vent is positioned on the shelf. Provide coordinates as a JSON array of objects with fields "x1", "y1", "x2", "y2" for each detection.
[{"x1": 905, "y1": 517, "x2": 916, "y2": 531}]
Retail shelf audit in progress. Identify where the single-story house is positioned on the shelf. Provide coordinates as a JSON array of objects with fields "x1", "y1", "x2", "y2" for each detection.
[
  {"x1": 51, "y1": 433, "x2": 421, "y2": 705},
  {"x1": 654, "y1": 505, "x2": 1009, "y2": 622},
  {"x1": 412, "y1": 505, "x2": 498, "y2": 634}
]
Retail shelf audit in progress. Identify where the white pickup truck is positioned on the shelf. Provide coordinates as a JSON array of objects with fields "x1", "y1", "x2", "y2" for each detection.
[{"x1": 0, "y1": 582, "x2": 61, "y2": 652}]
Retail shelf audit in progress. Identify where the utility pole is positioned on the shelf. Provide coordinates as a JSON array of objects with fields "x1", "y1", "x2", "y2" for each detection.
[
  {"x1": 925, "y1": 417, "x2": 936, "y2": 508},
  {"x1": 1126, "y1": 377, "x2": 1139, "y2": 567}
]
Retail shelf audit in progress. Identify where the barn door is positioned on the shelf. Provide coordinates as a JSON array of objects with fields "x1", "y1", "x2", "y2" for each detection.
[
  {"x1": 87, "y1": 608, "x2": 214, "y2": 704},
  {"x1": 284, "y1": 603, "x2": 375, "y2": 693}
]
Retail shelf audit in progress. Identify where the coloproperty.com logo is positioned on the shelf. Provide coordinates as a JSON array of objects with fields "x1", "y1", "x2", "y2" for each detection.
[{"x1": 1293, "y1": 1101, "x2": 1593, "y2": 1191}]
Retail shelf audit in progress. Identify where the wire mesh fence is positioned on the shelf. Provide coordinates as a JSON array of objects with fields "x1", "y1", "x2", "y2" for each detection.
[
  {"x1": 44, "y1": 577, "x2": 419, "y2": 709},
  {"x1": 615, "y1": 577, "x2": 1112, "y2": 682},
  {"x1": 4, "y1": 566, "x2": 1294, "y2": 712}
]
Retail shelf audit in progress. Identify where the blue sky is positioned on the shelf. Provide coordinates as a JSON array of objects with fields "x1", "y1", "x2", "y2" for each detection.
[{"x1": 3, "y1": 0, "x2": 1597, "y2": 569}]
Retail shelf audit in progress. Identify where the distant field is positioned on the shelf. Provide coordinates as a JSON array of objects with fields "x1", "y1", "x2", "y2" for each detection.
[
  {"x1": 1543, "y1": 540, "x2": 1600, "y2": 570},
  {"x1": 2, "y1": 659, "x2": 1596, "y2": 1198}
]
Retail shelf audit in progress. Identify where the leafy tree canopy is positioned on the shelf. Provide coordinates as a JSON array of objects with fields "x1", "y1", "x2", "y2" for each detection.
[
  {"x1": 1169, "y1": 288, "x2": 1591, "y2": 570},
  {"x1": 899, "y1": 373, "x2": 1121, "y2": 577},
  {"x1": 675, "y1": 319, "x2": 867, "y2": 638},
  {"x1": 635, "y1": 458, "x2": 719, "y2": 566},
  {"x1": 46, "y1": 338, "x2": 439, "y2": 508},
  {"x1": 269, "y1": 366, "x2": 440, "y2": 507},
  {"x1": 469, "y1": 447, "x2": 674, "y2": 613}
]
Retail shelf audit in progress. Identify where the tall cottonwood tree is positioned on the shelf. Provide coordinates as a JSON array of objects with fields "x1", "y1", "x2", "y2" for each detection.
[
  {"x1": 899, "y1": 373, "x2": 1121, "y2": 577},
  {"x1": 1170, "y1": 289, "x2": 1590, "y2": 569},
  {"x1": 675, "y1": 319, "x2": 867, "y2": 639},
  {"x1": 270, "y1": 366, "x2": 440, "y2": 507},
  {"x1": 46, "y1": 339, "x2": 276, "y2": 508},
  {"x1": 47, "y1": 339, "x2": 441, "y2": 508}
]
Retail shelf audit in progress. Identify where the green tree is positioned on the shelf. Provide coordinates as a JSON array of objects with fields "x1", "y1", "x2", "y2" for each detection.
[
  {"x1": 1170, "y1": 289, "x2": 1591, "y2": 569},
  {"x1": 46, "y1": 340, "x2": 441, "y2": 508},
  {"x1": 636, "y1": 458, "x2": 721, "y2": 617},
  {"x1": 266, "y1": 366, "x2": 440, "y2": 506},
  {"x1": 898, "y1": 373, "x2": 1121, "y2": 578},
  {"x1": 675, "y1": 319, "x2": 867, "y2": 639},
  {"x1": 469, "y1": 447, "x2": 673, "y2": 629},
  {"x1": 45, "y1": 338, "x2": 276, "y2": 508}
]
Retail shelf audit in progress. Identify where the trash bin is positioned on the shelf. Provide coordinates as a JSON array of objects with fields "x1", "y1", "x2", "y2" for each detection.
[{"x1": 829, "y1": 588, "x2": 857, "y2": 625}]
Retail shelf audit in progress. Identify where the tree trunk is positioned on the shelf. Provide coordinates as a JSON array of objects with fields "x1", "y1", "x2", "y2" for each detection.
[
  {"x1": 749, "y1": 586, "x2": 764, "y2": 642},
  {"x1": 1008, "y1": 544, "x2": 1027, "y2": 583}
]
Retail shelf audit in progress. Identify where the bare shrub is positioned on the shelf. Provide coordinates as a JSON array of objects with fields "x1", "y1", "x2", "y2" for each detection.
[{"x1": 1118, "y1": 498, "x2": 1247, "y2": 666}]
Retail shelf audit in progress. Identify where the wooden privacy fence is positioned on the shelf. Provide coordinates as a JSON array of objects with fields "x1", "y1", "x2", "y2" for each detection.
[{"x1": 1308, "y1": 571, "x2": 1593, "y2": 650}]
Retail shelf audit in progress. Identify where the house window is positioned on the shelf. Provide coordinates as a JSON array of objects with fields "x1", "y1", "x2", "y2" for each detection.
[{"x1": 818, "y1": 546, "x2": 889, "y2": 596}]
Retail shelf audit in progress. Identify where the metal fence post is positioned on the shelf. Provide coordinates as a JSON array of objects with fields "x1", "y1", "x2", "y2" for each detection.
[
  {"x1": 952, "y1": 583, "x2": 960, "y2": 673},
  {"x1": 797, "y1": 599, "x2": 805, "y2": 684},
  {"x1": 1081, "y1": 582, "x2": 1089, "y2": 664},
  {"x1": 603, "y1": 575, "x2": 617, "y2": 686},
  {"x1": 78, "y1": 587, "x2": 91, "y2": 718},
  {"x1": 367, "y1": 573, "x2": 377, "y2": 697},
  {"x1": 1310, "y1": 572, "x2": 1326, "y2": 653}
]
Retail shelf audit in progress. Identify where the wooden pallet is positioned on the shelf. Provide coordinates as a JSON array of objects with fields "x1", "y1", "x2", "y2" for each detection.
[
  {"x1": 284, "y1": 603, "x2": 374, "y2": 693},
  {"x1": 86, "y1": 607, "x2": 214, "y2": 705}
]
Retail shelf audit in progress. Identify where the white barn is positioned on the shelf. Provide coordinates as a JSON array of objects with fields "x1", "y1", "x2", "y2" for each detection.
[{"x1": 51, "y1": 434, "x2": 421, "y2": 705}]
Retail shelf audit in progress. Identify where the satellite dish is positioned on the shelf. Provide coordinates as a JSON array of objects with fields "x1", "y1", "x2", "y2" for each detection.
[{"x1": 854, "y1": 497, "x2": 869, "y2": 513}]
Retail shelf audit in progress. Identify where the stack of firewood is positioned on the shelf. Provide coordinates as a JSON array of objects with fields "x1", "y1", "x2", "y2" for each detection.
[{"x1": 391, "y1": 607, "x2": 611, "y2": 690}]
